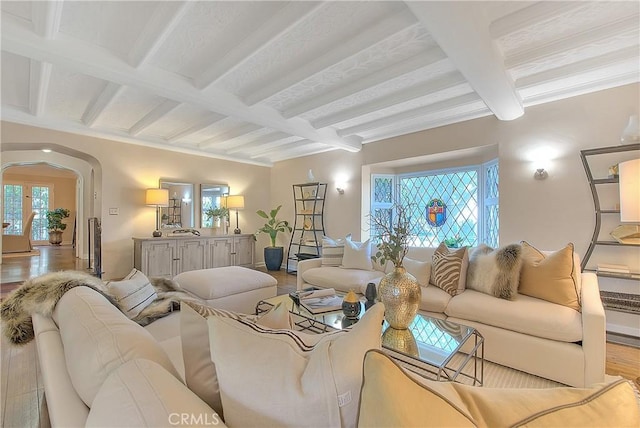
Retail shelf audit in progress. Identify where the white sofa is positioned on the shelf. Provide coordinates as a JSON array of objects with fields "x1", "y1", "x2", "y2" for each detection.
[
  {"x1": 297, "y1": 247, "x2": 606, "y2": 388},
  {"x1": 32, "y1": 286, "x2": 225, "y2": 427}
]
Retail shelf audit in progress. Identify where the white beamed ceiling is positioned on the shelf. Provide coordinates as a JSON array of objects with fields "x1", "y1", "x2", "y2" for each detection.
[{"x1": 1, "y1": 1, "x2": 638, "y2": 166}]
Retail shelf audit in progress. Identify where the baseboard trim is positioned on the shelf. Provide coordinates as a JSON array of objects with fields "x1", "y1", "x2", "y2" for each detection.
[{"x1": 607, "y1": 331, "x2": 640, "y2": 348}]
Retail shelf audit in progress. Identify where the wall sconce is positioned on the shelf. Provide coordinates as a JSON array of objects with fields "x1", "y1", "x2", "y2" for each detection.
[
  {"x1": 336, "y1": 187, "x2": 345, "y2": 194},
  {"x1": 146, "y1": 188, "x2": 169, "y2": 237},
  {"x1": 225, "y1": 195, "x2": 245, "y2": 234},
  {"x1": 533, "y1": 168, "x2": 548, "y2": 180}
]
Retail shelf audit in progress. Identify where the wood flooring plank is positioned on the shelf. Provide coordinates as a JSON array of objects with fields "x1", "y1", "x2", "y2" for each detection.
[{"x1": 3, "y1": 391, "x2": 40, "y2": 428}]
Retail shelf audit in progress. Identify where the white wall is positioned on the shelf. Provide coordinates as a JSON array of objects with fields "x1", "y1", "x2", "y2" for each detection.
[{"x1": 1, "y1": 122, "x2": 271, "y2": 279}]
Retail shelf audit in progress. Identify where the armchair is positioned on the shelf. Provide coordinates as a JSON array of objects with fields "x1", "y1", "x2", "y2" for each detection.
[{"x1": 3, "y1": 212, "x2": 36, "y2": 253}]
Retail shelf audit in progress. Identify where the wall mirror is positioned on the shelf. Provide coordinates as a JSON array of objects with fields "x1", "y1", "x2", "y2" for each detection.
[
  {"x1": 200, "y1": 183, "x2": 229, "y2": 228},
  {"x1": 159, "y1": 179, "x2": 195, "y2": 229}
]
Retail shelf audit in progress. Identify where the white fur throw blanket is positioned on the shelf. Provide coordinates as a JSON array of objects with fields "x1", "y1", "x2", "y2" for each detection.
[{"x1": 1, "y1": 270, "x2": 203, "y2": 345}]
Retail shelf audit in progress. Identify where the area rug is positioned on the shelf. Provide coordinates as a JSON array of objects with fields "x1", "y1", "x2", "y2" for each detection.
[{"x1": 2, "y1": 249, "x2": 40, "y2": 259}]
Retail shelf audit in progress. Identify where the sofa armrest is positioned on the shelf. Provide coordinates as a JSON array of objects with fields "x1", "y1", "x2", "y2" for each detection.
[
  {"x1": 580, "y1": 273, "x2": 606, "y2": 386},
  {"x1": 296, "y1": 258, "x2": 323, "y2": 290}
]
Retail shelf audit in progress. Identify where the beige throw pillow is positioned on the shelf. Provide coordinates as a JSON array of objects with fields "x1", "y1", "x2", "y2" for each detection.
[
  {"x1": 209, "y1": 304, "x2": 385, "y2": 428},
  {"x1": 105, "y1": 268, "x2": 157, "y2": 318},
  {"x1": 466, "y1": 244, "x2": 522, "y2": 300},
  {"x1": 430, "y1": 243, "x2": 468, "y2": 296},
  {"x1": 358, "y1": 350, "x2": 640, "y2": 428},
  {"x1": 519, "y1": 242, "x2": 580, "y2": 311},
  {"x1": 180, "y1": 301, "x2": 292, "y2": 416},
  {"x1": 341, "y1": 238, "x2": 373, "y2": 270},
  {"x1": 321, "y1": 235, "x2": 350, "y2": 267},
  {"x1": 402, "y1": 257, "x2": 431, "y2": 287}
]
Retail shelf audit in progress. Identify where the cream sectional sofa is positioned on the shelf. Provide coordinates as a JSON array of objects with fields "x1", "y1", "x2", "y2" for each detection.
[
  {"x1": 32, "y1": 286, "x2": 224, "y2": 427},
  {"x1": 297, "y1": 246, "x2": 606, "y2": 388}
]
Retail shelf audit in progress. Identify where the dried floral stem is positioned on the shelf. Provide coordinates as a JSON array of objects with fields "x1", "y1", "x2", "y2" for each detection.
[{"x1": 370, "y1": 203, "x2": 412, "y2": 268}]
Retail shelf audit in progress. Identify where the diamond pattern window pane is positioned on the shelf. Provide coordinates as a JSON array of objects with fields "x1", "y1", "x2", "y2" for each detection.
[
  {"x1": 485, "y1": 205, "x2": 499, "y2": 248},
  {"x1": 485, "y1": 162, "x2": 499, "y2": 199},
  {"x1": 373, "y1": 177, "x2": 393, "y2": 204},
  {"x1": 400, "y1": 170, "x2": 478, "y2": 247},
  {"x1": 31, "y1": 186, "x2": 50, "y2": 241}
]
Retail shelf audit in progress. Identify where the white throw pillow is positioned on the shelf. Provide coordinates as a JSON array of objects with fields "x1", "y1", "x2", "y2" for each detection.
[
  {"x1": 208, "y1": 303, "x2": 385, "y2": 428},
  {"x1": 403, "y1": 257, "x2": 431, "y2": 287},
  {"x1": 105, "y1": 268, "x2": 157, "y2": 318},
  {"x1": 321, "y1": 234, "x2": 350, "y2": 267},
  {"x1": 341, "y1": 238, "x2": 373, "y2": 270},
  {"x1": 180, "y1": 301, "x2": 292, "y2": 416}
]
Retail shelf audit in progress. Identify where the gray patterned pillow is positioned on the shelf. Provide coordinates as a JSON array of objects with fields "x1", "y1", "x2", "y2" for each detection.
[
  {"x1": 430, "y1": 243, "x2": 468, "y2": 296},
  {"x1": 466, "y1": 244, "x2": 523, "y2": 300},
  {"x1": 321, "y1": 234, "x2": 350, "y2": 267}
]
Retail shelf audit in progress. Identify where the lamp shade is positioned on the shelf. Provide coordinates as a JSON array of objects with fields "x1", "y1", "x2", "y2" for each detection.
[
  {"x1": 225, "y1": 195, "x2": 245, "y2": 210},
  {"x1": 619, "y1": 158, "x2": 640, "y2": 222},
  {"x1": 146, "y1": 188, "x2": 169, "y2": 207}
]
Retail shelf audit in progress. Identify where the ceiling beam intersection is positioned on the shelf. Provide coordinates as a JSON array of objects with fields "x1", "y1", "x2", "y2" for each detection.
[{"x1": 406, "y1": 1, "x2": 523, "y2": 121}]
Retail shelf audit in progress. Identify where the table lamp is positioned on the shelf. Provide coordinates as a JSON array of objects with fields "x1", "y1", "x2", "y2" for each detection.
[
  {"x1": 146, "y1": 188, "x2": 169, "y2": 237},
  {"x1": 225, "y1": 195, "x2": 245, "y2": 234}
]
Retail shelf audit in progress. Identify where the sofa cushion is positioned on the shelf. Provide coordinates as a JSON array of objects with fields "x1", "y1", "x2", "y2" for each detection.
[
  {"x1": 105, "y1": 268, "x2": 157, "y2": 318},
  {"x1": 86, "y1": 359, "x2": 223, "y2": 428},
  {"x1": 358, "y1": 350, "x2": 640, "y2": 428},
  {"x1": 342, "y1": 238, "x2": 373, "y2": 270},
  {"x1": 519, "y1": 242, "x2": 580, "y2": 311},
  {"x1": 208, "y1": 304, "x2": 385, "y2": 428},
  {"x1": 420, "y1": 285, "x2": 453, "y2": 313},
  {"x1": 302, "y1": 267, "x2": 384, "y2": 294},
  {"x1": 52, "y1": 287, "x2": 180, "y2": 407},
  {"x1": 321, "y1": 235, "x2": 348, "y2": 267},
  {"x1": 466, "y1": 244, "x2": 522, "y2": 300},
  {"x1": 403, "y1": 257, "x2": 431, "y2": 287},
  {"x1": 430, "y1": 243, "x2": 469, "y2": 296},
  {"x1": 180, "y1": 301, "x2": 292, "y2": 417},
  {"x1": 445, "y1": 289, "x2": 582, "y2": 342}
]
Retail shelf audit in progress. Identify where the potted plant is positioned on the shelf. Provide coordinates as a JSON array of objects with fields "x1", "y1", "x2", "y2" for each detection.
[
  {"x1": 370, "y1": 203, "x2": 421, "y2": 329},
  {"x1": 46, "y1": 208, "x2": 70, "y2": 246},
  {"x1": 204, "y1": 206, "x2": 229, "y2": 232},
  {"x1": 255, "y1": 205, "x2": 292, "y2": 271}
]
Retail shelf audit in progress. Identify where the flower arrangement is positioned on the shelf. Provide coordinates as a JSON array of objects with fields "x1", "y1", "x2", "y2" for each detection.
[
  {"x1": 370, "y1": 203, "x2": 412, "y2": 268},
  {"x1": 444, "y1": 235, "x2": 463, "y2": 248},
  {"x1": 255, "y1": 205, "x2": 292, "y2": 247}
]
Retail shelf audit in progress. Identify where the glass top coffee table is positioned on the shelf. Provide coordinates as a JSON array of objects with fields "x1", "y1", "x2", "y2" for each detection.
[{"x1": 256, "y1": 294, "x2": 484, "y2": 385}]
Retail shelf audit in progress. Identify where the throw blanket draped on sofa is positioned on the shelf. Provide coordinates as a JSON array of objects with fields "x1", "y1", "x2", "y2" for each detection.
[{"x1": 1, "y1": 270, "x2": 203, "y2": 345}]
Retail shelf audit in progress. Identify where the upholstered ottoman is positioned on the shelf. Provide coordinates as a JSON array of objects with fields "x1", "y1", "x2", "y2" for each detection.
[{"x1": 173, "y1": 266, "x2": 277, "y2": 314}]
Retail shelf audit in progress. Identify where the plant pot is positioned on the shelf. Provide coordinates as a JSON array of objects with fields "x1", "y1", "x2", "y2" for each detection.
[
  {"x1": 378, "y1": 266, "x2": 421, "y2": 329},
  {"x1": 264, "y1": 246, "x2": 284, "y2": 271},
  {"x1": 49, "y1": 230, "x2": 63, "y2": 246}
]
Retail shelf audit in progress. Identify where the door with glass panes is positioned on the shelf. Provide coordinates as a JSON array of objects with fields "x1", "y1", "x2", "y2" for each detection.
[{"x1": 3, "y1": 182, "x2": 52, "y2": 244}]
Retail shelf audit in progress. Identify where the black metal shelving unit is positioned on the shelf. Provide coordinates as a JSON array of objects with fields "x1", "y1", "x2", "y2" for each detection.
[{"x1": 286, "y1": 182, "x2": 327, "y2": 274}]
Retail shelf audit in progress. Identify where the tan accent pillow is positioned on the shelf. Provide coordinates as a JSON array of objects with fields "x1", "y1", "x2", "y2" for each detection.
[
  {"x1": 358, "y1": 350, "x2": 640, "y2": 428},
  {"x1": 209, "y1": 304, "x2": 385, "y2": 428},
  {"x1": 180, "y1": 301, "x2": 292, "y2": 416},
  {"x1": 430, "y1": 243, "x2": 468, "y2": 296},
  {"x1": 402, "y1": 257, "x2": 431, "y2": 287},
  {"x1": 519, "y1": 242, "x2": 580, "y2": 311}
]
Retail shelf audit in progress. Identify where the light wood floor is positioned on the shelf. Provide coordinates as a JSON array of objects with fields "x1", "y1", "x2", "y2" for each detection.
[{"x1": 1, "y1": 246, "x2": 638, "y2": 427}]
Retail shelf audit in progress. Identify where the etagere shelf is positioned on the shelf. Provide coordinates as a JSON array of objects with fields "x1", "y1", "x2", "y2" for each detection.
[
  {"x1": 580, "y1": 143, "x2": 640, "y2": 280},
  {"x1": 287, "y1": 182, "x2": 327, "y2": 274}
]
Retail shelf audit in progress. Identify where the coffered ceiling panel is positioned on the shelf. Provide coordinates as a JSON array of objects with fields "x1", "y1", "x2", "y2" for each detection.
[{"x1": 1, "y1": 1, "x2": 638, "y2": 166}]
